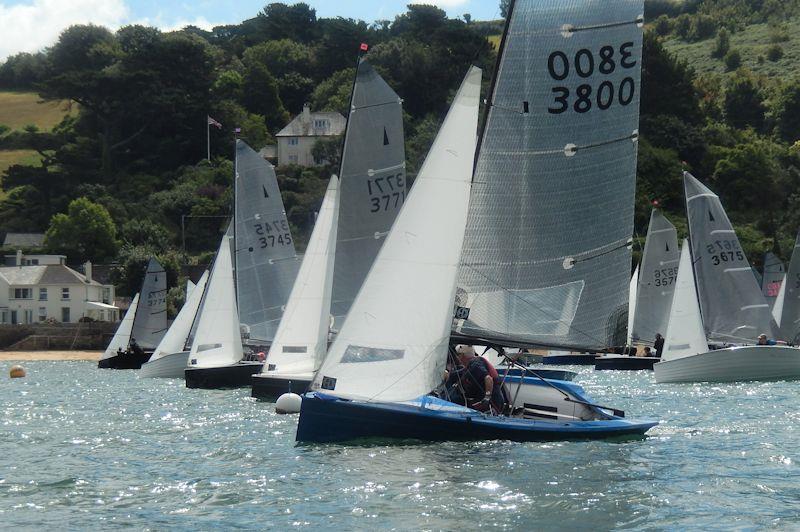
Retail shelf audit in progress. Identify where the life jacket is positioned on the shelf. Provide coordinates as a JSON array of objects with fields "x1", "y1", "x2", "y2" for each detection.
[{"x1": 478, "y1": 356, "x2": 510, "y2": 412}]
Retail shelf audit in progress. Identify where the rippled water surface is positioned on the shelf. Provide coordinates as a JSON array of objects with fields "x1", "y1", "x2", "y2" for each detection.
[{"x1": 2, "y1": 361, "x2": 799, "y2": 529}]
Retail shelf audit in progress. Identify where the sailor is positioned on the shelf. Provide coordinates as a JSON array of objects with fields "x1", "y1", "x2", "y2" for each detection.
[
  {"x1": 757, "y1": 334, "x2": 777, "y2": 346},
  {"x1": 643, "y1": 346, "x2": 655, "y2": 357},
  {"x1": 654, "y1": 333, "x2": 665, "y2": 357},
  {"x1": 129, "y1": 337, "x2": 144, "y2": 357},
  {"x1": 448, "y1": 345, "x2": 507, "y2": 413}
]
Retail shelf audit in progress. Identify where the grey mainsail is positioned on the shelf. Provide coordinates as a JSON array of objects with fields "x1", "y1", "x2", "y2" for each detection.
[
  {"x1": 684, "y1": 171, "x2": 778, "y2": 342},
  {"x1": 331, "y1": 59, "x2": 406, "y2": 327},
  {"x1": 761, "y1": 251, "x2": 784, "y2": 310},
  {"x1": 456, "y1": 0, "x2": 644, "y2": 349},
  {"x1": 631, "y1": 209, "x2": 679, "y2": 344},
  {"x1": 234, "y1": 140, "x2": 299, "y2": 342},
  {"x1": 131, "y1": 257, "x2": 167, "y2": 349},
  {"x1": 779, "y1": 232, "x2": 800, "y2": 343}
]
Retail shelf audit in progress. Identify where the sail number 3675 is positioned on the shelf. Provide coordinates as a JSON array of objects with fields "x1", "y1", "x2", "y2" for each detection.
[{"x1": 547, "y1": 43, "x2": 637, "y2": 114}]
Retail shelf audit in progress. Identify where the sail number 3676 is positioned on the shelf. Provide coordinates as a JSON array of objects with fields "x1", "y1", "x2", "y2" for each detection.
[{"x1": 547, "y1": 43, "x2": 637, "y2": 114}]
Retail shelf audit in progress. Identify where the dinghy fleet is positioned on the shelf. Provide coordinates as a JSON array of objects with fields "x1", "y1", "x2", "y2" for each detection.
[{"x1": 97, "y1": 0, "x2": 800, "y2": 444}]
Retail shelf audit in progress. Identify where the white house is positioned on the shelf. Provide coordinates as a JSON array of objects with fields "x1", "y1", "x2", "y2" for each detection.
[
  {"x1": 0, "y1": 254, "x2": 117, "y2": 324},
  {"x1": 275, "y1": 103, "x2": 346, "y2": 166}
]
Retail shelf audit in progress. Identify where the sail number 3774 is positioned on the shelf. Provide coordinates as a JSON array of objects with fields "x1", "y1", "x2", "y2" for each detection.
[{"x1": 547, "y1": 43, "x2": 637, "y2": 114}]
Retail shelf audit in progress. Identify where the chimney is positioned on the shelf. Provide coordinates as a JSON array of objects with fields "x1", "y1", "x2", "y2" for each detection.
[
  {"x1": 302, "y1": 102, "x2": 311, "y2": 124},
  {"x1": 16, "y1": 249, "x2": 22, "y2": 267},
  {"x1": 84, "y1": 260, "x2": 92, "y2": 283}
]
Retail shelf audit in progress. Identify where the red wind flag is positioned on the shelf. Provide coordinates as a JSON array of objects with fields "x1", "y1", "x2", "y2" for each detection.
[{"x1": 359, "y1": 43, "x2": 369, "y2": 52}]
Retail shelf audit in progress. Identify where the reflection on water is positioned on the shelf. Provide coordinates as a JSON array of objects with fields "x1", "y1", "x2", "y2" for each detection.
[{"x1": 1, "y1": 362, "x2": 799, "y2": 529}]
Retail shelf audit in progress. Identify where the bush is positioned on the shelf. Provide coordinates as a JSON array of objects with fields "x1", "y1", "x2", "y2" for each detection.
[
  {"x1": 689, "y1": 14, "x2": 717, "y2": 42},
  {"x1": 766, "y1": 44, "x2": 784, "y2": 62},
  {"x1": 654, "y1": 15, "x2": 672, "y2": 36},
  {"x1": 724, "y1": 49, "x2": 742, "y2": 71},
  {"x1": 712, "y1": 28, "x2": 730, "y2": 59}
]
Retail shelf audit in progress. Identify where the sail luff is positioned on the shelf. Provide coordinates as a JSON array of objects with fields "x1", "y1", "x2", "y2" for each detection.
[
  {"x1": 100, "y1": 293, "x2": 140, "y2": 360},
  {"x1": 779, "y1": 231, "x2": 800, "y2": 342},
  {"x1": 150, "y1": 271, "x2": 209, "y2": 362},
  {"x1": 662, "y1": 240, "x2": 708, "y2": 361}
]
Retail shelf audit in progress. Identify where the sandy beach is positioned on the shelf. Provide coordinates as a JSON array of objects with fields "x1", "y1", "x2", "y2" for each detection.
[{"x1": 0, "y1": 351, "x2": 102, "y2": 361}]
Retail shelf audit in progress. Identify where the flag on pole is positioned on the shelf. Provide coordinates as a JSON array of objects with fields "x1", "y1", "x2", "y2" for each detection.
[
  {"x1": 234, "y1": 127, "x2": 242, "y2": 134},
  {"x1": 359, "y1": 43, "x2": 369, "y2": 52},
  {"x1": 207, "y1": 115, "x2": 222, "y2": 129}
]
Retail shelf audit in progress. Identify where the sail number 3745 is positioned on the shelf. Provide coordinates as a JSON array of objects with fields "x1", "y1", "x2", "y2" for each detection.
[{"x1": 547, "y1": 43, "x2": 637, "y2": 114}]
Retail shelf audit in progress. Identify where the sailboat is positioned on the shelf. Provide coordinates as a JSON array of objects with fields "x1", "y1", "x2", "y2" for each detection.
[
  {"x1": 762, "y1": 251, "x2": 785, "y2": 312},
  {"x1": 250, "y1": 177, "x2": 339, "y2": 399},
  {"x1": 140, "y1": 271, "x2": 209, "y2": 378},
  {"x1": 297, "y1": 65, "x2": 655, "y2": 443},
  {"x1": 185, "y1": 140, "x2": 298, "y2": 388},
  {"x1": 185, "y1": 227, "x2": 251, "y2": 388},
  {"x1": 778, "y1": 231, "x2": 800, "y2": 343},
  {"x1": 98, "y1": 258, "x2": 167, "y2": 369},
  {"x1": 653, "y1": 173, "x2": 800, "y2": 383},
  {"x1": 596, "y1": 209, "x2": 679, "y2": 370}
]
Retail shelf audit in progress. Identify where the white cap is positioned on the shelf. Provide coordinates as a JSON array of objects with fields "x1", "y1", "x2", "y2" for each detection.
[{"x1": 455, "y1": 345, "x2": 475, "y2": 356}]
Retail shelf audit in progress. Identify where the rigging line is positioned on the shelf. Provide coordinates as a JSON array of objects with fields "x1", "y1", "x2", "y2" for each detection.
[
  {"x1": 364, "y1": 337, "x2": 451, "y2": 404},
  {"x1": 564, "y1": 17, "x2": 644, "y2": 35},
  {"x1": 459, "y1": 263, "x2": 608, "y2": 347},
  {"x1": 351, "y1": 99, "x2": 401, "y2": 113},
  {"x1": 571, "y1": 239, "x2": 632, "y2": 266}
]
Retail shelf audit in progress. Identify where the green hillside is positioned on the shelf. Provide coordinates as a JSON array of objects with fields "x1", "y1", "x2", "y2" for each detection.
[{"x1": 0, "y1": 91, "x2": 75, "y2": 131}]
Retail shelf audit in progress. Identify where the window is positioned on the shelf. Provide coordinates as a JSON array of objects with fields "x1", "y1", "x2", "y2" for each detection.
[
  {"x1": 0, "y1": 310, "x2": 7, "y2": 324},
  {"x1": 30, "y1": 259, "x2": 39, "y2": 265},
  {"x1": 39, "y1": 287, "x2": 47, "y2": 301},
  {"x1": 61, "y1": 287, "x2": 70, "y2": 300},
  {"x1": 313, "y1": 119, "x2": 329, "y2": 129},
  {"x1": 24, "y1": 310, "x2": 33, "y2": 324},
  {"x1": 11, "y1": 288, "x2": 32, "y2": 299},
  {"x1": 288, "y1": 138, "x2": 299, "y2": 146},
  {"x1": 61, "y1": 307, "x2": 70, "y2": 323},
  {"x1": 38, "y1": 307, "x2": 47, "y2": 322},
  {"x1": 289, "y1": 155, "x2": 298, "y2": 163},
  {"x1": 102, "y1": 288, "x2": 111, "y2": 305},
  {"x1": 11, "y1": 310, "x2": 17, "y2": 324}
]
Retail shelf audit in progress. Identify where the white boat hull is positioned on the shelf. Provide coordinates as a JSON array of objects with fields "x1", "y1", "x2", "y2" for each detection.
[
  {"x1": 139, "y1": 351, "x2": 190, "y2": 379},
  {"x1": 654, "y1": 345, "x2": 800, "y2": 383}
]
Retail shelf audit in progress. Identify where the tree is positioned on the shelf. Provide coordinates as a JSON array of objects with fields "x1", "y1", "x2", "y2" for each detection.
[
  {"x1": 773, "y1": 83, "x2": 800, "y2": 143},
  {"x1": 766, "y1": 44, "x2": 783, "y2": 62},
  {"x1": 44, "y1": 197, "x2": 119, "y2": 262},
  {"x1": 311, "y1": 68, "x2": 355, "y2": 115},
  {"x1": 712, "y1": 28, "x2": 730, "y2": 58},
  {"x1": 500, "y1": 0, "x2": 511, "y2": 18},
  {"x1": 724, "y1": 49, "x2": 742, "y2": 71},
  {"x1": 241, "y1": 47, "x2": 290, "y2": 130},
  {"x1": 640, "y1": 32, "x2": 702, "y2": 125},
  {"x1": 724, "y1": 70, "x2": 764, "y2": 131}
]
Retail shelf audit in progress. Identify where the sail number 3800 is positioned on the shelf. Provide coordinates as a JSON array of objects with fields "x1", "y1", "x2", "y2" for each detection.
[{"x1": 547, "y1": 43, "x2": 637, "y2": 114}]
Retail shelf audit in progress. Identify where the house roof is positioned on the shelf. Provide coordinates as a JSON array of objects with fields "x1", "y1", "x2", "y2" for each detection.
[
  {"x1": 3, "y1": 232, "x2": 45, "y2": 248},
  {"x1": 276, "y1": 110, "x2": 346, "y2": 138},
  {"x1": 0, "y1": 264, "x2": 105, "y2": 287}
]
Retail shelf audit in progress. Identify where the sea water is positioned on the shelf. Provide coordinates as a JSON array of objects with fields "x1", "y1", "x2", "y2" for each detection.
[{"x1": 1, "y1": 361, "x2": 799, "y2": 529}]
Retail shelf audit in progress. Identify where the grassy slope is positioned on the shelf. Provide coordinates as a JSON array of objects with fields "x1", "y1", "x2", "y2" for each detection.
[{"x1": 663, "y1": 18, "x2": 800, "y2": 78}]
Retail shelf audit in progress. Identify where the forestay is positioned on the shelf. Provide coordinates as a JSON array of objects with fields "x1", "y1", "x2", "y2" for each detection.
[
  {"x1": 310, "y1": 67, "x2": 481, "y2": 402},
  {"x1": 100, "y1": 293, "x2": 139, "y2": 360},
  {"x1": 761, "y1": 251, "x2": 785, "y2": 311},
  {"x1": 188, "y1": 230, "x2": 243, "y2": 368},
  {"x1": 131, "y1": 258, "x2": 167, "y2": 349},
  {"x1": 662, "y1": 240, "x2": 707, "y2": 361},
  {"x1": 631, "y1": 209, "x2": 679, "y2": 344},
  {"x1": 261, "y1": 176, "x2": 339, "y2": 375},
  {"x1": 331, "y1": 59, "x2": 406, "y2": 328},
  {"x1": 456, "y1": 0, "x2": 644, "y2": 350},
  {"x1": 684, "y1": 172, "x2": 778, "y2": 342},
  {"x1": 149, "y1": 271, "x2": 209, "y2": 363},
  {"x1": 779, "y1": 231, "x2": 800, "y2": 342},
  {"x1": 234, "y1": 140, "x2": 299, "y2": 342}
]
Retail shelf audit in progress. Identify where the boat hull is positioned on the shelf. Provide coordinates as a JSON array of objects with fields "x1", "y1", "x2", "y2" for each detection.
[
  {"x1": 97, "y1": 350, "x2": 152, "y2": 369},
  {"x1": 251, "y1": 373, "x2": 312, "y2": 401},
  {"x1": 185, "y1": 361, "x2": 264, "y2": 389},
  {"x1": 654, "y1": 345, "x2": 800, "y2": 383},
  {"x1": 541, "y1": 354, "x2": 598, "y2": 365},
  {"x1": 501, "y1": 368, "x2": 577, "y2": 381},
  {"x1": 296, "y1": 393, "x2": 657, "y2": 444},
  {"x1": 595, "y1": 355, "x2": 659, "y2": 371},
  {"x1": 140, "y1": 351, "x2": 189, "y2": 379}
]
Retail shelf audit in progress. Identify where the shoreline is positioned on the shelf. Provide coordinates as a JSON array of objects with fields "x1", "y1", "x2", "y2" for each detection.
[{"x1": 0, "y1": 351, "x2": 102, "y2": 361}]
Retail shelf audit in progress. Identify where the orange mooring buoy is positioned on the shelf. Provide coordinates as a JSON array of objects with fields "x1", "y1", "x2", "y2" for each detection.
[{"x1": 9, "y1": 365, "x2": 25, "y2": 378}]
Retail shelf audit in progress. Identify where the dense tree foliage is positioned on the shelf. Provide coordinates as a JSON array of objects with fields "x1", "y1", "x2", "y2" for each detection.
[{"x1": 44, "y1": 197, "x2": 119, "y2": 262}]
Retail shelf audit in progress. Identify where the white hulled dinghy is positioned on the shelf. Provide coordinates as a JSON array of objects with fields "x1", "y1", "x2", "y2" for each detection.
[
  {"x1": 251, "y1": 176, "x2": 339, "y2": 400},
  {"x1": 653, "y1": 174, "x2": 800, "y2": 383},
  {"x1": 596, "y1": 208, "x2": 679, "y2": 370},
  {"x1": 296, "y1": 66, "x2": 655, "y2": 444},
  {"x1": 141, "y1": 271, "x2": 209, "y2": 378},
  {"x1": 98, "y1": 258, "x2": 167, "y2": 369}
]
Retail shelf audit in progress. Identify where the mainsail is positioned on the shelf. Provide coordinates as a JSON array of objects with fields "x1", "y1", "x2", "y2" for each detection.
[
  {"x1": 234, "y1": 140, "x2": 299, "y2": 342},
  {"x1": 131, "y1": 257, "x2": 167, "y2": 349},
  {"x1": 626, "y1": 265, "x2": 638, "y2": 344},
  {"x1": 100, "y1": 293, "x2": 139, "y2": 360},
  {"x1": 331, "y1": 59, "x2": 406, "y2": 327},
  {"x1": 311, "y1": 67, "x2": 481, "y2": 402},
  {"x1": 662, "y1": 240, "x2": 707, "y2": 361},
  {"x1": 261, "y1": 176, "x2": 340, "y2": 375},
  {"x1": 761, "y1": 251, "x2": 785, "y2": 311},
  {"x1": 149, "y1": 270, "x2": 209, "y2": 362},
  {"x1": 456, "y1": 0, "x2": 644, "y2": 350},
  {"x1": 684, "y1": 171, "x2": 778, "y2": 342},
  {"x1": 630, "y1": 209, "x2": 679, "y2": 344},
  {"x1": 779, "y1": 231, "x2": 800, "y2": 342}
]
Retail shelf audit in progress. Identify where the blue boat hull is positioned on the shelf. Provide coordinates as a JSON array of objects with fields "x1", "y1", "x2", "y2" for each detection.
[
  {"x1": 541, "y1": 354, "x2": 598, "y2": 365},
  {"x1": 296, "y1": 393, "x2": 657, "y2": 444}
]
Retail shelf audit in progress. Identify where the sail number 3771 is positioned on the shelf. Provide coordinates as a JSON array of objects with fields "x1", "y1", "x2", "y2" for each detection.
[
  {"x1": 547, "y1": 43, "x2": 637, "y2": 114},
  {"x1": 367, "y1": 173, "x2": 405, "y2": 213}
]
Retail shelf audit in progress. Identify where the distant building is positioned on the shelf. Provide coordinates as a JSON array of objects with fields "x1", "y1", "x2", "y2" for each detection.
[
  {"x1": 275, "y1": 103, "x2": 346, "y2": 167},
  {"x1": 2, "y1": 232, "x2": 45, "y2": 250},
  {"x1": 0, "y1": 253, "x2": 117, "y2": 324}
]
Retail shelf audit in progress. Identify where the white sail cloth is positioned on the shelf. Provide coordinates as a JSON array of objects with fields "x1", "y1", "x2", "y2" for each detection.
[
  {"x1": 261, "y1": 176, "x2": 339, "y2": 376},
  {"x1": 149, "y1": 271, "x2": 209, "y2": 363},
  {"x1": 779, "y1": 232, "x2": 800, "y2": 342},
  {"x1": 188, "y1": 231, "x2": 243, "y2": 368},
  {"x1": 100, "y1": 293, "x2": 140, "y2": 360},
  {"x1": 311, "y1": 66, "x2": 482, "y2": 402},
  {"x1": 626, "y1": 265, "x2": 638, "y2": 345},
  {"x1": 662, "y1": 240, "x2": 708, "y2": 361},
  {"x1": 130, "y1": 257, "x2": 167, "y2": 349}
]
